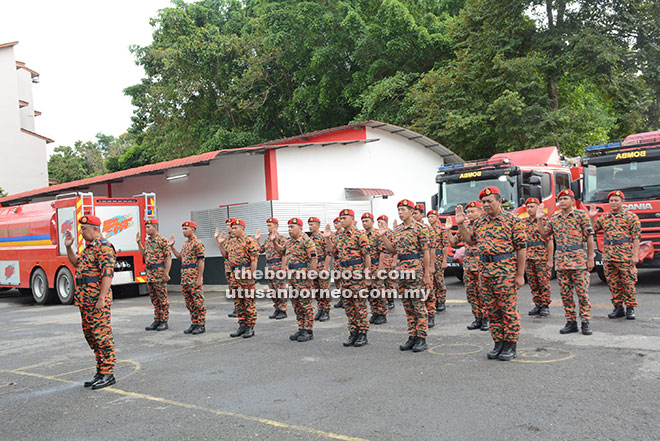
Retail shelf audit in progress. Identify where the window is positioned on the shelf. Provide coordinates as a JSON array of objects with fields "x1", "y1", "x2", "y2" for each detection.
[{"x1": 555, "y1": 173, "x2": 570, "y2": 194}]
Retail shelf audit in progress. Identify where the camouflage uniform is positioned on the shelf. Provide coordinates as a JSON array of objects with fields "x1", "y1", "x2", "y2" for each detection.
[
  {"x1": 547, "y1": 209, "x2": 594, "y2": 322},
  {"x1": 262, "y1": 233, "x2": 287, "y2": 312},
  {"x1": 180, "y1": 236, "x2": 207, "y2": 325},
  {"x1": 310, "y1": 232, "x2": 332, "y2": 312},
  {"x1": 392, "y1": 222, "x2": 429, "y2": 339},
  {"x1": 429, "y1": 223, "x2": 449, "y2": 307},
  {"x1": 593, "y1": 209, "x2": 641, "y2": 308},
  {"x1": 365, "y1": 229, "x2": 387, "y2": 316},
  {"x1": 144, "y1": 234, "x2": 171, "y2": 322},
  {"x1": 379, "y1": 229, "x2": 397, "y2": 303},
  {"x1": 283, "y1": 235, "x2": 317, "y2": 331},
  {"x1": 522, "y1": 216, "x2": 552, "y2": 308},
  {"x1": 418, "y1": 223, "x2": 436, "y2": 317},
  {"x1": 335, "y1": 228, "x2": 371, "y2": 334},
  {"x1": 470, "y1": 211, "x2": 526, "y2": 343},
  {"x1": 463, "y1": 225, "x2": 484, "y2": 320},
  {"x1": 74, "y1": 238, "x2": 117, "y2": 375},
  {"x1": 226, "y1": 235, "x2": 260, "y2": 327}
]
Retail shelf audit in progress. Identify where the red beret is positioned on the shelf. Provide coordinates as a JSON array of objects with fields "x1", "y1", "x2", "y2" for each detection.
[
  {"x1": 427, "y1": 210, "x2": 439, "y2": 217},
  {"x1": 478, "y1": 187, "x2": 500, "y2": 199},
  {"x1": 225, "y1": 218, "x2": 236, "y2": 225},
  {"x1": 333, "y1": 217, "x2": 341, "y2": 223},
  {"x1": 266, "y1": 217, "x2": 279, "y2": 225},
  {"x1": 307, "y1": 217, "x2": 321, "y2": 224},
  {"x1": 339, "y1": 209, "x2": 355, "y2": 217},
  {"x1": 145, "y1": 219, "x2": 159, "y2": 225},
  {"x1": 414, "y1": 204, "x2": 426, "y2": 212},
  {"x1": 525, "y1": 198, "x2": 540, "y2": 205},
  {"x1": 361, "y1": 212, "x2": 374, "y2": 220},
  {"x1": 231, "y1": 219, "x2": 246, "y2": 228},
  {"x1": 377, "y1": 215, "x2": 388, "y2": 222},
  {"x1": 288, "y1": 218, "x2": 303, "y2": 227},
  {"x1": 182, "y1": 221, "x2": 197, "y2": 228},
  {"x1": 465, "y1": 201, "x2": 482, "y2": 209},
  {"x1": 557, "y1": 189, "x2": 575, "y2": 199},
  {"x1": 608, "y1": 190, "x2": 625, "y2": 200},
  {"x1": 79, "y1": 215, "x2": 101, "y2": 226},
  {"x1": 397, "y1": 199, "x2": 415, "y2": 208}
]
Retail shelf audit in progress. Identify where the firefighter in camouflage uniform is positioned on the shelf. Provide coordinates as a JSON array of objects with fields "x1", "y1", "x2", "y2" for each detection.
[
  {"x1": 521, "y1": 198, "x2": 553, "y2": 318},
  {"x1": 137, "y1": 219, "x2": 172, "y2": 331},
  {"x1": 261, "y1": 217, "x2": 288, "y2": 320},
  {"x1": 427, "y1": 210, "x2": 449, "y2": 322},
  {"x1": 377, "y1": 215, "x2": 397, "y2": 310},
  {"x1": 361, "y1": 212, "x2": 388, "y2": 325},
  {"x1": 309, "y1": 217, "x2": 331, "y2": 322},
  {"x1": 462, "y1": 201, "x2": 489, "y2": 331}
]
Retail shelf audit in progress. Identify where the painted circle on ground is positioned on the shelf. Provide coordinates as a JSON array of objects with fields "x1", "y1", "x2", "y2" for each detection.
[
  {"x1": 429, "y1": 343, "x2": 482, "y2": 356},
  {"x1": 512, "y1": 347, "x2": 575, "y2": 363}
]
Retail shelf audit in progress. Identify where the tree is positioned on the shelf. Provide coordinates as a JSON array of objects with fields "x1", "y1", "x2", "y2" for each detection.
[{"x1": 0, "y1": 187, "x2": 7, "y2": 198}]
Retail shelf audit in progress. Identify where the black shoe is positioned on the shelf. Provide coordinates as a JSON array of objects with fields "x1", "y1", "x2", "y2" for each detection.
[
  {"x1": 412, "y1": 337, "x2": 428, "y2": 352},
  {"x1": 400, "y1": 336, "x2": 416, "y2": 351},
  {"x1": 427, "y1": 314, "x2": 435, "y2": 329},
  {"x1": 314, "y1": 310, "x2": 322, "y2": 321},
  {"x1": 334, "y1": 299, "x2": 344, "y2": 309},
  {"x1": 156, "y1": 321, "x2": 168, "y2": 331},
  {"x1": 353, "y1": 332, "x2": 368, "y2": 347},
  {"x1": 539, "y1": 305, "x2": 550, "y2": 317},
  {"x1": 608, "y1": 305, "x2": 625, "y2": 319},
  {"x1": 560, "y1": 320, "x2": 579, "y2": 334},
  {"x1": 230, "y1": 325, "x2": 247, "y2": 338},
  {"x1": 91, "y1": 374, "x2": 116, "y2": 390},
  {"x1": 528, "y1": 305, "x2": 542, "y2": 316},
  {"x1": 498, "y1": 342, "x2": 517, "y2": 361},
  {"x1": 183, "y1": 324, "x2": 196, "y2": 334},
  {"x1": 274, "y1": 310, "x2": 287, "y2": 320},
  {"x1": 626, "y1": 307, "x2": 636, "y2": 320},
  {"x1": 290, "y1": 329, "x2": 303, "y2": 341},
  {"x1": 373, "y1": 314, "x2": 387, "y2": 325},
  {"x1": 437, "y1": 302, "x2": 446, "y2": 312},
  {"x1": 242, "y1": 327, "x2": 255, "y2": 338},
  {"x1": 297, "y1": 330, "x2": 313, "y2": 342},
  {"x1": 480, "y1": 319, "x2": 490, "y2": 331},
  {"x1": 388, "y1": 301, "x2": 395, "y2": 309},
  {"x1": 84, "y1": 372, "x2": 103, "y2": 388},
  {"x1": 318, "y1": 310, "x2": 330, "y2": 322},
  {"x1": 192, "y1": 325, "x2": 206, "y2": 335},
  {"x1": 581, "y1": 320, "x2": 592, "y2": 335},
  {"x1": 467, "y1": 318, "x2": 482, "y2": 330},
  {"x1": 369, "y1": 314, "x2": 376, "y2": 324},
  {"x1": 145, "y1": 321, "x2": 160, "y2": 331},
  {"x1": 343, "y1": 332, "x2": 358, "y2": 347},
  {"x1": 269, "y1": 309, "x2": 279, "y2": 319},
  {"x1": 487, "y1": 341, "x2": 504, "y2": 359},
  {"x1": 228, "y1": 309, "x2": 237, "y2": 318}
]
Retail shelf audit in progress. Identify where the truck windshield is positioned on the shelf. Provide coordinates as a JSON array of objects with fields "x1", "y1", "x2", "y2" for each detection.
[
  {"x1": 439, "y1": 177, "x2": 518, "y2": 214},
  {"x1": 584, "y1": 159, "x2": 660, "y2": 203}
]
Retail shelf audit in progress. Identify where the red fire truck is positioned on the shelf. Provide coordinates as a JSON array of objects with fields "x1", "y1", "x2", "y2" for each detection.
[
  {"x1": 582, "y1": 130, "x2": 660, "y2": 280},
  {"x1": 433, "y1": 146, "x2": 582, "y2": 280},
  {"x1": 0, "y1": 192, "x2": 156, "y2": 304}
]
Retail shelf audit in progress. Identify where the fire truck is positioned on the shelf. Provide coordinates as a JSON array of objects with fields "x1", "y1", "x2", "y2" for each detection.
[
  {"x1": 433, "y1": 146, "x2": 582, "y2": 280},
  {"x1": 0, "y1": 192, "x2": 156, "y2": 304},
  {"x1": 582, "y1": 130, "x2": 660, "y2": 280}
]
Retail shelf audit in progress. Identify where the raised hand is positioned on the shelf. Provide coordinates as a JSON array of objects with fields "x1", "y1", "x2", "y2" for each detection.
[
  {"x1": 167, "y1": 234, "x2": 175, "y2": 247},
  {"x1": 455, "y1": 205, "x2": 465, "y2": 224},
  {"x1": 535, "y1": 208, "x2": 546, "y2": 219},
  {"x1": 214, "y1": 227, "x2": 220, "y2": 239},
  {"x1": 444, "y1": 217, "x2": 453, "y2": 230},
  {"x1": 322, "y1": 224, "x2": 333, "y2": 238},
  {"x1": 269, "y1": 231, "x2": 278, "y2": 241},
  {"x1": 254, "y1": 229, "x2": 262, "y2": 241},
  {"x1": 588, "y1": 205, "x2": 599, "y2": 218},
  {"x1": 64, "y1": 231, "x2": 74, "y2": 247},
  {"x1": 218, "y1": 232, "x2": 227, "y2": 244},
  {"x1": 392, "y1": 219, "x2": 398, "y2": 229},
  {"x1": 136, "y1": 231, "x2": 141, "y2": 243}
]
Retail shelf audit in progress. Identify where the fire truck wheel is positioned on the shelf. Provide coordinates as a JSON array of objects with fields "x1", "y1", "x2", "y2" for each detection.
[
  {"x1": 55, "y1": 267, "x2": 74, "y2": 305},
  {"x1": 31, "y1": 268, "x2": 53, "y2": 305}
]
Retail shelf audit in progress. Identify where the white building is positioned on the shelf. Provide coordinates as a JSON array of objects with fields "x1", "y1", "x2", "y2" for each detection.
[
  {"x1": 0, "y1": 41, "x2": 52, "y2": 195},
  {"x1": 0, "y1": 121, "x2": 461, "y2": 283}
]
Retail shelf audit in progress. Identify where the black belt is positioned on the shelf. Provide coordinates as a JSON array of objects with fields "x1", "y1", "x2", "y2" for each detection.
[
  {"x1": 266, "y1": 258, "x2": 282, "y2": 265},
  {"x1": 341, "y1": 259, "x2": 364, "y2": 267},
  {"x1": 527, "y1": 240, "x2": 545, "y2": 247},
  {"x1": 146, "y1": 263, "x2": 164, "y2": 270},
  {"x1": 181, "y1": 263, "x2": 198, "y2": 269},
  {"x1": 398, "y1": 253, "x2": 421, "y2": 261},
  {"x1": 76, "y1": 276, "x2": 99, "y2": 285},
  {"x1": 231, "y1": 263, "x2": 251, "y2": 271},
  {"x1": 556, "y1": 244, "x2": 583, "y2": 252},
  {"x1": 605, "y1": 238, "x2": 631, "y2": 246},
  {"x1": 480, "y1": 252, "x2": 515, "y2": 263},
  {"x1": 288, "y1": 262, "x2": 308, "y2": 270}
]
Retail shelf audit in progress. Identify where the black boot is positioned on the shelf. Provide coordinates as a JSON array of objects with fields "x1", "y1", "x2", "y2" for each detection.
[
  {"x1": 84, "y1": 372, "x2": 103, "y2": 388},
  {"x1": 467, "y1": 318, "x2": 482, "y2": 330},
  {"x1": 480, "y1": 319, "x2": 490, "y2": 331},
  {"x1": 369, "y1": 314, "x2": 376, "y2": 324},
  {"x1": 318, "y1": 310, "x2": 330, "y2": 322},
  {"x1": 581, "y1": 320, "x2": 592, "y2": 335},
  {"x1": 400, "y1": 336, "x2": 416, "y2": 351},
  {"x1": 145, "y1": 321, "x2": 160, "y2": 331},
  {"x1": 560, "y1": 320, "x2": 579, "y2": 334},
  {"x1": 156, "y1": 321, "x2": 169, "y2": 331},
  {"x1": 192, "y1": 325, "x2": 206, "y2": 335},
  {"x1": 353, "y1": 332, "x2": 368, "y2": 347},
  {"x1": 290, "y1": 329, "x2": 303, "y2": 341},
  {"x1": 269, "y1": 309, "x2": 279, "y2": 319},
  {"x1": 183, "y1": 324, "x2": 196, "y2": 334},
  {"x1": 608, "y1": 305, "x2": 625, "y2": 319},
  {"x1": 412, "y1": 337, "x2": 428, "y2": 352},
  {"x1": 373, "y1": 314, "x2": 387, "y2": 325},
  {"x1": 528, "y1": 305, "x2": 542, "y2": 316},
  {"x1": 274, "y1": 310, "x2": 287, "y2": 320},
  {"x1": 230, "y1": 325, "x2": 247, "y2": 337},
  {"x1": 487, "y1": 341, "x2": 504, "y2": 359},
  {"x1": 539, "y1": 305, "x2": 550, "y2": 317},
  {"x1": 228, "y1": 309, "x2": 237, "y2": 318},
  {"x1": 428, "y1": 314, "x2": 435, "y2": 329},
  {"x1": 297, "y1": 329, "x2": 313, "y2": 342},
  {"x1": 437, "y1": 302, "x2": 446, "y2": 312},
  {"x1": 314, "y1": 310, "x2": 322, "y2": 321},
  {"x1": 388, "y1": 300, "x2": 395, "y2": 309},
  {"x1": 91, "y1": 374, "x2": 116, "y2": 390},
  {"x1": 242, "y1": 327, "x2": 255, "y2": 338},
  {"x1": 626, "y1": 307, "x2": 636, "y2": 320},
  {"x1": 343, "y1": 332, "x2": 358, "y2": 347},
  {"x1": 334, "y1": 299, "x2": 344, "y2": 309},
  {"x1": 498, "y1": 342, "x2": 517, "y2": 361}
]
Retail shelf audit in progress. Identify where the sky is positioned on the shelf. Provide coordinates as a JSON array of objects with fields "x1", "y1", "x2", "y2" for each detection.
[{"x1": 0, "y1": 0, "x2": 174, "y2": 155}]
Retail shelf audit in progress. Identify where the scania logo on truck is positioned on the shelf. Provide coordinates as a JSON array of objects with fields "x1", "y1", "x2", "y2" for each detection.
[
  {"x1": 616, "y1": 151, "x2": 646, "y2": 160},
  {"x1": 459, "y1": 171, "x2": 482, "y2": 179},
  {"x1": 623, "y1": 203, "x2": 653, "y2": 211}
]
